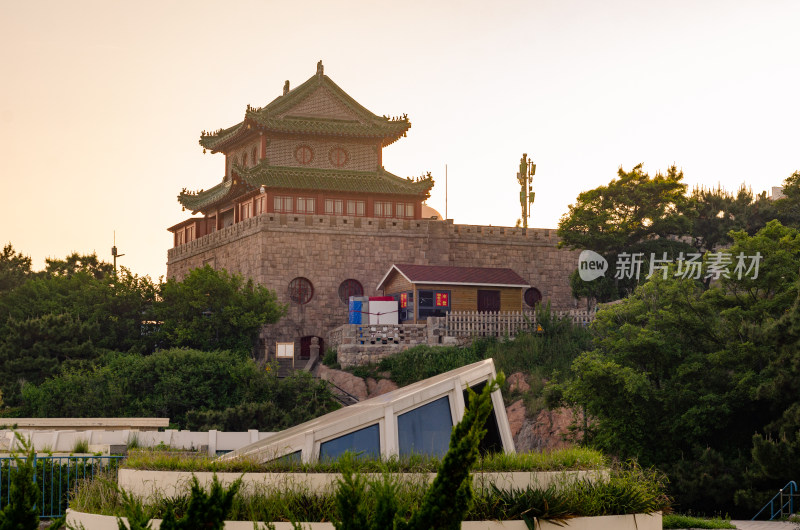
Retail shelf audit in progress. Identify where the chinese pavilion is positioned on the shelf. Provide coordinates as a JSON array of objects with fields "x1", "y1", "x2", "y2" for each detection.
[{"x1": 169, "y1": 61, "x2": 434, "y2": 246}]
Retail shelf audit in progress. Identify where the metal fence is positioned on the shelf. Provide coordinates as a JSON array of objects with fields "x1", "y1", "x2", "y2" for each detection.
[
  {"x1": 752, "y1": 480, "x2": 797, "y2": 521},
  {"x1": 0, "y1": 454, "x2": 122, "y2": 519}
]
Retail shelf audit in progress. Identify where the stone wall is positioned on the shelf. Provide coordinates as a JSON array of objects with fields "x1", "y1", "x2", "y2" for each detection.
[
  {"x1": 329, "y1": 323, "x2": 430, "y2": 368},
  {"x1": 166, "y1": 215, "x2": 580, "y2": 360}
]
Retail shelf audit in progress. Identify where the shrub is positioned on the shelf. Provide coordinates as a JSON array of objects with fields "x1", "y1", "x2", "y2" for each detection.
[
  {"x1": 0, "y1": 433, "x2": 40, "y2": 530},
  {"x1": 662, "y1": 514, "x2": 735, "y2": 529},
  {"x1": 322, "y1": 348, "x2": 339, "y2": 368}
]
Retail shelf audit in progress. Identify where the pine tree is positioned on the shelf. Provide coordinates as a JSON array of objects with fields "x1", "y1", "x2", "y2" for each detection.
[{"x1": 0, "y1": 433, "x2": 40, "y2": 530}]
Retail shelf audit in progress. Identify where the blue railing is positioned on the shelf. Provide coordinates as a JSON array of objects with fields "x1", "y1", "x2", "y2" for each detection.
[
  {"x1": 0, "y1": 454, "x2": 122, "y2": 519},
  {"x1": 752, "y1": 480, "x2": 797, "y2": 521}
]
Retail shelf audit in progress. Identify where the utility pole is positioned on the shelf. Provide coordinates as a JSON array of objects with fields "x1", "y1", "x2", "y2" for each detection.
[
  {"x1": 516, "y1": 153, "x2": 536, "y2": 229},
  {"x1": 111, "y1": 231, "x2": 125, "y2": 275}
]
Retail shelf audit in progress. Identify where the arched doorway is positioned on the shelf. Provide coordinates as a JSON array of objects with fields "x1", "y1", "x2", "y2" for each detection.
[{"x1": 300, "y1": 335, "x2": 325, "y2": 360}]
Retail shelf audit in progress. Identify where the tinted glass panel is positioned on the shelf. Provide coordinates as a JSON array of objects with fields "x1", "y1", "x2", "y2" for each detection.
[
  {"x1": 464, "y1": 381, "x2": 504, "y2": 454},
  {"x1": 272, "y1": 450, "x2": 302, "y2": 464},
  {"x1": 319, "y1": 423, "x2": 380, "y2": 461},
  {"x1": 398, "y1": 396, "x2": 452, "y2": 457}
]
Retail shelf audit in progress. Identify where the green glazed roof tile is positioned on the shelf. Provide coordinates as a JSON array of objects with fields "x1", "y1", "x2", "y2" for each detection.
[
  {"x1": 199, "y1": 72, "x2": 410, "y2": 152},
  {"x1": 245, "y1": 164, "x2": 432, "y2": 195},
  {"x1": 178, "y1": 180, "x2": 231, "y2": 211},
  {"x1": 177, "y1": 161, "x2": 433, "y2": 213}
]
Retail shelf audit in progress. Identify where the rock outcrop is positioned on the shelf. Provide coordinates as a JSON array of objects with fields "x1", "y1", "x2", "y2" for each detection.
[
  {"x1": 507, "y1": 372, "x2": 530, "y2": 394},
  {"x1": 314, "y1": 364, "x2": 368, "y2": 401},
  {"x1": 506, "y1": 401, "x2": 581, "y2": 452},
  {"x1": 366, "y1": 377, "x2": 399, "y2": 398}
]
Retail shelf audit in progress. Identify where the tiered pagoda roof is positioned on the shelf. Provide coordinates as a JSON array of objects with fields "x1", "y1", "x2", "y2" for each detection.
[
  {"x1": 180, "y1": 62, "x2": 431, "y2": 215},
  {"x1": 199, "y1": 66, "x2": 411, "y2": 153}
]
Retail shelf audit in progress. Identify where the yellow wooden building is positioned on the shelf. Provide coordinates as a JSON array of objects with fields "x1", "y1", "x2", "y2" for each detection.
[{"x1": 377, "y1": 264, "x2": 531, "y2": 323}]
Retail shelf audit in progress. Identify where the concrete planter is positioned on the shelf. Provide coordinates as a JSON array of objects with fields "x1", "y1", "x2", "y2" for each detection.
[
  {"x1": 66, "y1": 510, "x2": 662, "y2": 530},
  {"x1": 118, "y1": 468, "x2": 607, "y2": 499}
]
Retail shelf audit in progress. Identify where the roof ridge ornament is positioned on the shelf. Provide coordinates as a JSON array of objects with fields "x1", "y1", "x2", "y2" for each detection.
[
  {"x1": 316, "y1": 60, "x2": 324, "y2": 79},
  {"x1": 283, "y1": 80, "x2": 290, "y2": 95}
]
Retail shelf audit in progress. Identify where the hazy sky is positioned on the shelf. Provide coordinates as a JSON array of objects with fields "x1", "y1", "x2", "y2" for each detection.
[{"x1": 1, "y1": 0, "x2": 798, "y2": 280}]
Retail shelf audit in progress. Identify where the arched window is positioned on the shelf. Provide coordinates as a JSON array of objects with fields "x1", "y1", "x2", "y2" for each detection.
[
  {"x1": 289, "y1": 277, "x2": 314, "y2": 304},
  {"x1": 338, "y1": 279, "x2": 364, "y2": 304},
  {"x1": 329, "y1": 147, "x2": 349, "y2": 167},
  {"x1": 524, "y1": 287, "x2": 542, "y2": 308},
  {"x1": 294, "y1": 145, "x2": 314, "y2": 165}
]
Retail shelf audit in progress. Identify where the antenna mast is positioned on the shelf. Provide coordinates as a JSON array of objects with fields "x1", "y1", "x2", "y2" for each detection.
[
  {"x1": 111, "y1": 231, "x2": 125, "y2": 274},
  {"x1": 517, "y1": 153, "x2": 536, "y2": 228},
  {"x1": 445, "y1": 164, "x2": 448, "y2": 220}
]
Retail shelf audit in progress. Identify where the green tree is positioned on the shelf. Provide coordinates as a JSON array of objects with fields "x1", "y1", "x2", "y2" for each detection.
[
  {"x1": 186, "y1": 370, "x2": 340, "y2": 431},
  {"x1": 773, "y1": 170, "x2": 800, "y2": 228},
  {"x1": 0, "y1": 244, "x2": 32, "y2": 295},
  {"x1": 333, "y1": 374, "x2": 504, "y2": 529},
  {"x1": 734, "y1": 286, "x2": 800, "y2": 512},
  {"x1": 20, "y1": 349, "x2": 339, "y2": 429},
  {"x1": 683, "y1": 185, "x2": 741, "y2": 252},
  {"x1": 0, "y1": 434, "x2": 40, "y2": 530},
  {"x1": 156, "y1": 266, "x2": 285, "y2": 357},
  {"x1": 558, "y1": 164, "x2": 689, "y2": 255},
  {"x1": 159, "y1": 476, "x2": 241, "y2": 530},
  {"x1": 561, "y1": 221, "x2": 800, "y2": 514},
  {"x1": 398, "y1": 373, "x2": 504, "y2": 530},
  {"x1": 44, "y1": 251, "x2": 114, "y2": 279},
  {"x1": 558, "y1": 164, "x2": 693, "y2": 302},
  {"x1": 0, "y1": 266, "x2": 157, "y2": 405}
]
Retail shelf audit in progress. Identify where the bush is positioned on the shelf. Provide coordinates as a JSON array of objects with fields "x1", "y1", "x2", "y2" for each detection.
[
  {"x1": 322, "y1": 348, "x2": 339, "y2": 368},
  {"x1": 366, "y1": 310, "x2": 591, "y2": 390},
  {"x1": 71, "y1": 460, "x2": 669, "y2": 524},
  {"x1": 662, "y1": 514, "x2": 735, "y2": 529},
  {"x1": 21, "y1": 350, "x2": 340, "y2": 429},
  {"x1": 0, "y1": 433, "x2": 39, "y2": 530}
]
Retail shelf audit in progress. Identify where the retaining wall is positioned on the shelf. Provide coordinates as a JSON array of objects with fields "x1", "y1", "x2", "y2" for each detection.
[
  {"x1": 118, "y1": 468, "x2": 607, "y2": 499},
  {"x1": 66, "y1": 510, "x2": 662, "y2": 530},
  {"x1": 166, "y1": 215, "x2": 581, "y2": 360}
]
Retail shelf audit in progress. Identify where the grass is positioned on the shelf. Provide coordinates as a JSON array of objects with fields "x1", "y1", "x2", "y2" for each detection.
[
  {"x1": 72, "y1": 438, "x2": 89, "y2": 453},
  {"x1": 340, "y1": 307, "x2": 593, "y2": 417},
  {"x1": 662, "y1": 514, "x2": 736, "y2": 528},
  {"x1": 127, "y1": 431, "x2": 141, "y2": 450},
  {"x1": 71, "y1": 461, "x2": 666, "y2": 523},
  {"x1": 69, "y1": 471, "x2": 123, "y2": 516},
  {"x1": 121, "y1": 447, "x2": 607, "y2": 474}
]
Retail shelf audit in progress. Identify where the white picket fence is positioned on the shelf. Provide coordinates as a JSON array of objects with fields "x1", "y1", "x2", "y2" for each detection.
[{"x1": 444, "y1": 309, "x2": 596, "y2": 338}]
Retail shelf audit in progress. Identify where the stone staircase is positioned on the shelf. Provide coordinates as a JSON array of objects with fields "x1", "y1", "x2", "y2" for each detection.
[
  {"x1": 327, "y1": 383, "x2": 360, "y2": 406},
  {"x1": 276, "y1": 358, "x2": 295, "y2": 378}
]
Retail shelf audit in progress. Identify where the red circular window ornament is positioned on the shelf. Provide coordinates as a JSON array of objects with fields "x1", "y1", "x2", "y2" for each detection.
[
  {"x1": 338, "y1": 279, "x2": 364, "y2": 304},
  {"x1": 524, "y1": 287, "x2": 542, "y2": 307},
  {"x1": 294, "y1": 145, "x2": 314, "y2": 165},
  {"x1": 329, "y1": 147, "x2": 349, "y2": 167},
  {"x1": 289, "y1": 277, "x2": 314, "y2": 304}
]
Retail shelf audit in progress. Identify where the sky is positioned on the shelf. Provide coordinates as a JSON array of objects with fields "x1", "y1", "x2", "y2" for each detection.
[{"x1": 1, "y1": 0, "x2": 798, "y2": 280}]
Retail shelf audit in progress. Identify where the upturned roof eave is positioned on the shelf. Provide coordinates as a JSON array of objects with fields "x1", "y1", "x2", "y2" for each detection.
[{"x1": 198, "y1": 72, "x2": 410, "y2": 153}]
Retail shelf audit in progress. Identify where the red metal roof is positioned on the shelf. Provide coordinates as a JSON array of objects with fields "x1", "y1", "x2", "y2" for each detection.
[{"x1": 379, "y1": 264, "x2": 530, "y2": 289}]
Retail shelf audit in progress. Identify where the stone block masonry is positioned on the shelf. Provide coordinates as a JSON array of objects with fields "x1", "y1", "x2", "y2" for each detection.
[
  {"x1": 329, "y1": 322, "x2": 431, "y2": 367},
  {"x1": 167, "y1": 215, "x2": 580, "y2": 360}
]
